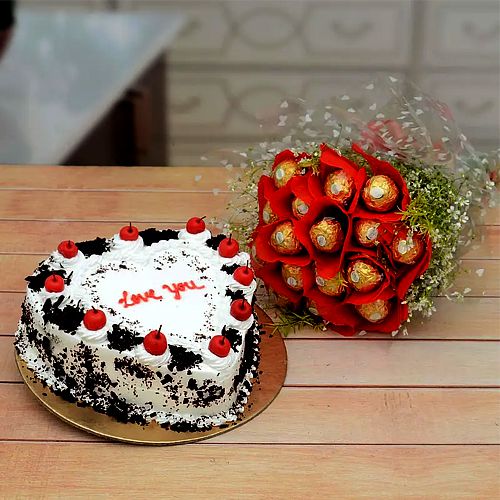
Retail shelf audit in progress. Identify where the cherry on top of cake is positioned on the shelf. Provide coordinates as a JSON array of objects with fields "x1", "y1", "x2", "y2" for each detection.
[{"x1": 143, "y1": 326, "x2": 168, "y2": 355}]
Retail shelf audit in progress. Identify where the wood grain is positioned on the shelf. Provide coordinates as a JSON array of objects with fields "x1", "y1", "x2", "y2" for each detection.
[
  {"x1": 1, "y1": 384, "x2": 498, "y2": 445},
  {"x1": 0, "y1": 190, "x2": 231, "y2": 221},
  {"x1": 0, "y1": 166, "x2": 231, "y2": 191},
  {"x1": 2, "y1": 294, "x2": 499, "y2": 340},
  {"x1": 0, "y1": 443, "x2": 498, "y2": 499},
  {"x1": 0, "y1": 293, "x2": 24, "y2": 334},
  {"x1": 2, "y1": 338, "x2": 499, "y2": 387},
  {"x1": 451, "y1": 259, "x2": 500, "y2": 296},
  {"x1": 0, "y1": 219, "x2": 497, "y2": 258},
  {"x1": 0, "y1": 194, "x2": 496, "y2": 225},
  {"x1": 0, "y1": 254, "x2": 497, "y2": 295},
  {"x1": 0, "y1": 221, "x2": 184, "y2": 254},
  {"x1": 282, "y1": 340, "x2": 500, "y2": 387}
]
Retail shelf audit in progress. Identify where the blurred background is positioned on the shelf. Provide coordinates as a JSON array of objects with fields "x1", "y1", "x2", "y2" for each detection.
[{"x1": 0, "y1": 0, "x2": 498, "y2": 166}]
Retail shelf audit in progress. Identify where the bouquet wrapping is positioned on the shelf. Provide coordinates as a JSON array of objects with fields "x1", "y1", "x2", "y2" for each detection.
[{"x1": 218, "y1": 75, "x2": 497, "y2": 336}]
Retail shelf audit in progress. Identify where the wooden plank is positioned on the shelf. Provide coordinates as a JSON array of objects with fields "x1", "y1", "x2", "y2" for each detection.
[
  {"x1": 1, "y1": 339, "x2": 18, "y2": 382},
  {"x1": 2, "y1": 338, "x2": 499, "y2": 387},
  {"x1": 0, "y1": 219, "x2": 498, "y2": 258},
  {"x1": 451, "y1": 259, "x2": 500, "y2": 296},
  {"x1": 0, "y1": 190, "x2": 231, "y2": 221},
  {"x1": 282, "y1": 340, "x2": 500, "y2": 387},
  {"x1": 484, "y1": 207, "x2": 500, "y2": 225},
  {"x1": 0, "y1": 293, "x2": 23, "y2": 334},
  {"x1": 0, "y1": 166, "x2": 231, "y2": 191},
  {"x1": 463, "y1": 225, "x2": 500, "y2": 259},
  {"x1": 2, "y1": 294, "x2": 498, "y2": 340},
  {"x1": 1, "y1": 384, "x2": 498, "y2": 445},
  {"x1": 0, "y1": 254, "x2": 497, "y2": 295},
  {"x1": 0, "y1": 443, "x2": 498, "y2": 498},
  {"x1": 0, "y1": 221, "x2": 192, "y2": 254}
]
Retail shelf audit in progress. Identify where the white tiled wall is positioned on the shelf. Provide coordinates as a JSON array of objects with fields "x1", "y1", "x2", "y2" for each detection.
[
  {"x1": 165, "y1": 0, "x2": 499, "y2": 164},
  {"x1": 421, "y1": 0, "x2": 500, "y2": 68},
  {"x1": 165, "y1": 0, "x2": 412, "y2": 67},
  {"x1": 20, "y1": 0, "x2": 500, "y2": 164}
]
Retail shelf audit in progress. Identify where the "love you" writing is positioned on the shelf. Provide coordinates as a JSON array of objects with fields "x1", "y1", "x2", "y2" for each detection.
[{"x1": 118, "y1": 280, "x2": 205, "y2": 308}]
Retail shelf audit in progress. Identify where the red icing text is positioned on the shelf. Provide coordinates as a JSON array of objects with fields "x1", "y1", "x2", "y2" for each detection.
[
  {"x1": 162, "y1": 280, "x2": 205, "y2": 300},
  {"x1": 118, "y1": 280, "x2": 205, "y2": 308}
]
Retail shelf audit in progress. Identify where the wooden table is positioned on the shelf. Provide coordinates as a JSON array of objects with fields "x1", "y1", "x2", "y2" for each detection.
[{"x1": 0, "y1": 166, "x2": 499, "y2": 499}]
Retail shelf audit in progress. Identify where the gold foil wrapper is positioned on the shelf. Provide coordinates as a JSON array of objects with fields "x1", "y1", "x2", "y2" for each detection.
[
  {"x1": 355, "y1": 299, "x2": 391, "y2": 323},
  {"x1": 391, "y1": 229, "x2": 424, "y2": 265},
  {"x1": 307, "y1": 299, "x2": 320, "y2": 316},
  {"x1": 272, "y1": 160, "x2": 299, "y2": 188},
  {"x1": 281, "y1": 264, "x2": 304, "y2": 291},
  {"x1": 292, "y1": 197, "x2": 309, "y2": 219},
  {"x1": 362, "y1": 175, "x2": 399, "y2": 212},
  {"x1": 250, "y1": 245, "x2": 266, "y2": 270},
  {"x1": 315, "y1": 271, "x2": 346, "y2": 297},
  {"x1": 354, "y1": 219, "x2": 380, "y2": 247},
  {"x1": 346, "y1": 259, "x2": 383, "y2": 293},
  {"x1": 324, "y1": 170, "x2": 354, "y2": 205},
  {"x1": 262, "y1": 201, "x2": 278, "y2": 224},
  {"x1": 309, "y1": 218, "x2": 343, "y2": 253},
  {"x1": 270, "y1": 221, "x2": 302, "y2": 255}
]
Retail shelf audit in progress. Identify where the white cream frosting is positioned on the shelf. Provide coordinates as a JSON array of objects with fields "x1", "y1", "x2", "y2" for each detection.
[
  {"x1": 202, "y1": 347, "x2": 237, "y2": 372},
  {"x1": 77, "y1": 323, "x2": 109, "y2": 344},
  {"x1": 50, "y1": 250, "x2": 85, "y2": 268},
  {"x1": 134, "y1": 344, "x2": 171, "y2": 367},
  {"x1": 111, "y1": 234, "x2": 145, "y2": 254},
  {"x1": 226, "y1": 314, "x2": 255, "y2": 332},
  {"x1": 178, "y1": 228, "x2": 211, "y2": 242}
]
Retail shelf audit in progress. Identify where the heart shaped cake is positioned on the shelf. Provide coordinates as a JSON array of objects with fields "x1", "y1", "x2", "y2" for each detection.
[{"x1": 15, "y1": 221, "x2": 260, "y2": 431}]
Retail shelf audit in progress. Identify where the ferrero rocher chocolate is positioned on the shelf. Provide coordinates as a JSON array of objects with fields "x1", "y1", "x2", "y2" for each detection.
[
  {"x1": 307, "y1": 300, "x2": 319, "y2": 316},
  {"x1": 272, "y1": 160, "x2": 299, "y2": 188},
  {"x1": 346, "y1": 259, "x2": 383, "y2": 293},
  {"x1": 281, "y1": 264, "x2": 304, "y2": 291},
  {"x1": 354, "y1": 219, "x2": 381, "y2": 248},
  {"x1": 391, "y1": 228, "x2": 424, "y2": 265},
  {"x1": 270, "y1": 221, "x2": 302, "y2": 255},
  {"x1": 262, "y1": 201, "x2": 278, "y2": 224},
  {"x1": 309, "y1": 217, "x2": 344, "y2": 253},
  {"x1": 325, "y1": 170, "x2": 354, "y2": 205},
  {"x1": 362, "y1": 175, "x2": 399, "y2": 212},
  {"x1": 292, "y1": 197, "x2": 309, "y2": 219},
  {"x1": 315, "y1": 271, "x2": 346, "y2": 297},
  {"x1": 355, "y1": 299, "x2": 391, "y2": 323}
]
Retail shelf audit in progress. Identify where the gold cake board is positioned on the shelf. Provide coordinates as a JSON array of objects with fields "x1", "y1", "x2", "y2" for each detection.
[{"x1": 16, "y1": 306, "x2": 287, "y2": 445}]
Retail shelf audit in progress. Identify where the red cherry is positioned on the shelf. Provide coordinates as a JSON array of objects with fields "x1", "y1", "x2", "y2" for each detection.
[
  {"x1": 186, "y1": 216, "x2": 206, "y2": 234},
  {"x1": 83, "y1": 308, "x2": 107, "y2": 331},
  {"x1": 230, "y1": 299, "x2": 252, "y2": 321},
  {"x1": 57, "y1": 240, "x2": 78, "y2": 258},
  {"x1": 233, "y1": 264, "x2": 254, "y2": 286},
  {"x1": 119, "y1": 222, "x2": 139, "y2": 241},
  {"x1": 208, "y1": 335, "x2": 231, "y2": 358},
  {"x1": 218, "y1": 235, "x2": 239, "y2": 258},
  {"x1": 44, "y1": 274, "x2": 64, "y2": 293},
  {"x1": 143, "y1": 327, "x2": 168, "y2": 356}
]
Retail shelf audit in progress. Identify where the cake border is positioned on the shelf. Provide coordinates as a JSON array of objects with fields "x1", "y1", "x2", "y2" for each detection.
[{"x1": 15, "y1": 306, "x2": 287, "y2": 445}]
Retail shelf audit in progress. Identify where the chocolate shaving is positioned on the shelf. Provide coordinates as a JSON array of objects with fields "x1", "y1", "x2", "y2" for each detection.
[{"x1": 139, "y1": 228, "x2": 178, "y2": 246}]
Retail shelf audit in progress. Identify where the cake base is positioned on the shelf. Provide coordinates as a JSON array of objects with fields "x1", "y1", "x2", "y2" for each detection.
[{"x1": 16, "y1": 306, "x2": 286, "y2": 445}]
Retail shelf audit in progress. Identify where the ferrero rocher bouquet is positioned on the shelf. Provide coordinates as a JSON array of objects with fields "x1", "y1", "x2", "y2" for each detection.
[{"x1": 218, "y1": 76, "x2": 497, "y2": 336}]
